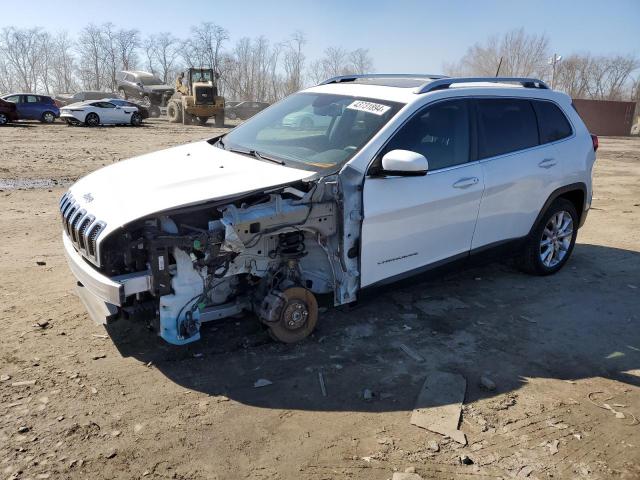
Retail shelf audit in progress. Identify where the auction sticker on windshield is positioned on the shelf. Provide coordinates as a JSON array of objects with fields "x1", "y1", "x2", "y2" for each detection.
[{"x1": 346, "y1": 100, "x2": 391, "y2": 116}]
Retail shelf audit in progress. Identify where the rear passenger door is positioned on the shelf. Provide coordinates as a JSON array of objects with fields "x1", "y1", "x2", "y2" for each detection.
[
  {"x1": 471, "y1": 98, "x2": 567, "y2": 250},
  {"x1": 22, "y1": 95, "x2": 41, "y2": 119}
]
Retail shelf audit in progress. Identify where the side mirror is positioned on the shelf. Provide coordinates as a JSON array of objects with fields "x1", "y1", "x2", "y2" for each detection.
[{"x1": 381, "y1": 149, "x2": 428, "y2": 176}]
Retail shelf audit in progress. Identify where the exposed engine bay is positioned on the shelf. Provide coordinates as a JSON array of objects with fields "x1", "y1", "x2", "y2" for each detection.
[{"x1": 96, "y1": 177, "x2": 349, "y2": 345}]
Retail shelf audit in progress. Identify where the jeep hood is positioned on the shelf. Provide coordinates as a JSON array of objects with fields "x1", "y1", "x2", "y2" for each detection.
[{"x1": 66, "y1": 141, "x2": 315, "y2": 237}]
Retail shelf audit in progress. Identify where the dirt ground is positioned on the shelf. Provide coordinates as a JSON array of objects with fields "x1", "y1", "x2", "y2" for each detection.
[{"x1": 1, "y1": 120, "x2": 639, "y2": 480}]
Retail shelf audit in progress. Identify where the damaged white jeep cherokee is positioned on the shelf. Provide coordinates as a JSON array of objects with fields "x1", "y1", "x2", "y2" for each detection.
[{"x1": 60, "y1": 74, "x2": 597, "y2": 345}]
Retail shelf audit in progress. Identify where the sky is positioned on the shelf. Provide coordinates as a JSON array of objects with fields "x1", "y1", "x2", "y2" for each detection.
[{"x1": 2, "y1": 0, "x2": 638, "y2": 73}]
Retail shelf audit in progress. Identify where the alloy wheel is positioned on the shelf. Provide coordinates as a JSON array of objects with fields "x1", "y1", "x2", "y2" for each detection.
[
  {"x1": 539, "y1": 210, "x2": 574, "y2": 268},
  {"x1": 0, "y1": 113, "x2": 7, "y2": 125}
]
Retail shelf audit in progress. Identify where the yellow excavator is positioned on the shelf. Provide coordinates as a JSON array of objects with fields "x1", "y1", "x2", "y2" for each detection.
[{"x1": 167, "y1": 68, "x2": 225, "y2": 126}]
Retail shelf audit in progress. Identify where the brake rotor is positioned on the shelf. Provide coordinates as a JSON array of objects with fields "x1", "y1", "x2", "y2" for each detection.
[{"x1": 268, "y1": 287, "x2": 318, "y2": 344}]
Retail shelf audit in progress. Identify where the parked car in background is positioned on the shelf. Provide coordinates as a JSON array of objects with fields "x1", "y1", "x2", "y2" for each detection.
[
  {"x1": 0, "y1": 97, "x2": 19, "y2": 125},
  {"x1": 104, "y1": 98, "x2": 151, "y2": 119},
  {"x1": 225, "y1": 101, "x2": 270, "y2": 120},
  {"x1": 116, "y1": 70, "x2": 173, "y2": 107},
  {"x1": 225, "y1": 101, "x2": 240, "y2": 109},
  {"x1": 55, "y1": 91, "x2": 116, "y2": 107},
  {"x1": 1, "y1": 94, "x2": 59, "y2": 123},
  {"x1": 60, "y1": 100, "x2": 142, "y2": 127},
  {"x1": 282, "y1": 105, "x2": 332, "y2": 130}
]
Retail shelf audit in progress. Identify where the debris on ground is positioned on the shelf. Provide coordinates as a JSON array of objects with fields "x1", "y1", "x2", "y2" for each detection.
[
  {"x1": 91, "y1": 353, "x2": 107, "y2": 360},
  {"x1": 0, "y1": 374, "x2": 11, "y2": 382},
  {"x1": 414, "y1": 297, "x2": 469, "y2": 316},
  {"x1": 398, "y1": 343, "x2": 425, "y2": 362},
  {"x1": 392, "y1": 473, "x2": 423, "y2": 480},
  {"x1": 517, "y1": 465, "x2": 535, "y2": 477},
  {"x1": 253, "y1": 378, "x2": 272, "y2": 388},
  {"x1": 18, "y1": 426, "x2": 30, "y2": 433},
  {"x1": 479, "y1": 375, "x2": 496, "y2": 391},
  {"x1": 11, "y1": 380, "x2": 36, "y2": 387},
  {"x1": 587, "y1": 391, "x2": 639, "y2": 425},
  {"x1": 36, "y1": 261, "x2": 46, "y2": 266},
  {"x1": 410, "y1": 371, "x2": 467, "y2": 445},
  {"x1": 548, "y1": 439, "x2": 560, "y2": 454},
  {"x1": 427, "y1": 440, "x2": 439, "y2": 452},
  {"x1": 318, "y1": 371, "x2": 327, "y2": 397},
  {"x1": 459, "y1": 455, "x2": 474, "y2": 465},
  {"x1": 363, "y1": 388, "x2": 373, "y2": 401}
]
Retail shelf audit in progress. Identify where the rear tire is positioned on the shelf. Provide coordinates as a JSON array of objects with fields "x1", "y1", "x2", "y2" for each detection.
[
  {"x1": 130, "y1": 112, "x2": 142, "y2": 126},
  {"x1": 197, "y1": 116, "x2": 209, "y2": 125},
  {"x1": 0, "y1": 113, "x2": 7, "y2": 125},
  {"x1": 85, "y1": 112, "x2": 100, "y2": 127},
  {"x1": 167, "y1": 102, "x2": 182, "y2": 123},
  {"x1": 41, "y1": 111, "x2": 56, "y2": 123},
  {"x1": 517, "y1": 198, "x2": 578, "y2": 276}
]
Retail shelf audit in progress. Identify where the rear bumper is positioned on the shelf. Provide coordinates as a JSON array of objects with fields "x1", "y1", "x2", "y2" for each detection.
[{"x1": 63, "y1": 233, "x2": 152, "y2": 307}]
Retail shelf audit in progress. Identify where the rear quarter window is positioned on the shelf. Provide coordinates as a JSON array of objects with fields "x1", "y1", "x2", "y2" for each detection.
[
  {"x1": 476, "y1": 98, "x2": 539, "y2": 159},
  {"x1": 532, "y1": 100, "x2": 573, "y2": 143}
]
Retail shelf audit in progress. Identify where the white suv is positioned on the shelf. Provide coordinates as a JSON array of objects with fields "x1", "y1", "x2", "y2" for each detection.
[{"x1": 60, "y1": 74, "x2": 597, "y2": 345}]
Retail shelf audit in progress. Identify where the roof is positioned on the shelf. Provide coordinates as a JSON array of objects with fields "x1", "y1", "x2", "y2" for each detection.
[{"x1": 304, "y1": 74, "x2": 556, "y2": 104}]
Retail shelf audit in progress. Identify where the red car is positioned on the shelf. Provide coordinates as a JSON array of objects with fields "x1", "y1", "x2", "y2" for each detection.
[{"x1": 0, "y1": 97, "x2": 19, "y2": 125}]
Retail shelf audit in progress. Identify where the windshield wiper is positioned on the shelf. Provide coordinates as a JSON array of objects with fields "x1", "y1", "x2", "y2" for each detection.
[
  {"x1": 225, "y1": 146, "x2": 285, "y2": 166},
  {"x1": 248, "y1": 149, "x2": 285, "y2": 165}
]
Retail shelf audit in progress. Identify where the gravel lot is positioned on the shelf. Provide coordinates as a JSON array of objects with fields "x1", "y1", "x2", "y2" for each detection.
[{"x1": 1, "y1": 120, "x2": 639, "y2": 480}]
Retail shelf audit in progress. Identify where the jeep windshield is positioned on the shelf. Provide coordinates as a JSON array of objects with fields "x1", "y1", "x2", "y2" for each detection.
[
  {"x1": 139, "y1": 76, "x2": 164, "y2": 86},
  {"x1": 220, "y1": 93, "x2": 403, "y2": 172}
]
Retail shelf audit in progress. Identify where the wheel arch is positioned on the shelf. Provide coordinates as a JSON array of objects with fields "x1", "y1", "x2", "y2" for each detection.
[{"x1": 529, "y1": 183, "x2": 587, "y2": 236}]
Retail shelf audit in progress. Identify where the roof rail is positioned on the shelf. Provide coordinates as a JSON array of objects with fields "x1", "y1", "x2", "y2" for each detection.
[
  {"x1": 319, "y1": 73, "x2": 449, "y2": 85},
  {"x1": 415, "y1": 77, "x2": 549, "y2": 94}
]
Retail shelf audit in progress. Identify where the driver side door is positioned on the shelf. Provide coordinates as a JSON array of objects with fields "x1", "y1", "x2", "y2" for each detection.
[{"x1": 359, "y1": 99, "x2": 485, "y2": 287}]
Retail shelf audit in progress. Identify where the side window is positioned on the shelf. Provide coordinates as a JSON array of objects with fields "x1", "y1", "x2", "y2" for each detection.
[
  {"x1": 477, "y1": 99, "x2": 538, "y2": 159},
  {"x1": 5, "y1": 95, "x2": 20, "y2": 103},
  {"x1": 383, "y1": 99, "x2": 470, "y2": 171},
  {"x1": 26, "y1": 95, "x2": 39, "y2": 103},
  {"x1": 532, "y1": 100, "x2": 572, "y2": 143}
]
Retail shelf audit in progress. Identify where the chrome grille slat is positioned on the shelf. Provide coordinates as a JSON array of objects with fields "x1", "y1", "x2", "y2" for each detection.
[
  {"x1": 59, "y1": 192, "x2": 106, "y2": 266},
  {"x1": 70, "y1": 209, "x2": 85, "y2": 242},
  {"x1": 78, "y1": 215, "x2": 95, "y2": 250}
]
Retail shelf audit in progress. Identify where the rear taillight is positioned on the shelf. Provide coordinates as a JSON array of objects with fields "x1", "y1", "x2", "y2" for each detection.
[
  {"x1": 54, "y1": 100, "x2": 62, "y2": 108},
  {"x1": 591, "y1": 134, "x2": 598, "y2": 152}
]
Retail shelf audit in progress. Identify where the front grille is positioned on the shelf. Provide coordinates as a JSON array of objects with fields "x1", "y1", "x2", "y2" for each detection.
[
  {"x1": 194, "y1": 86, "x2": 214, "y2": 105},
  {"x1": 59, "y1": 192, "x2": 106, "y2": 266}
]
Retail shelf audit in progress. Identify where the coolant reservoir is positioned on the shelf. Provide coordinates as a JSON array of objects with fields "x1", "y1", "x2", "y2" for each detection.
[{"x1": 158, "y1": 247, "x2": 205, "y2": 345}]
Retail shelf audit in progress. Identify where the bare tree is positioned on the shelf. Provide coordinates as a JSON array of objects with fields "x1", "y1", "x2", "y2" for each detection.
[
  {"x1": 349, "y1": 48, "x2": 373, "y2": 74},
  {"x1": 555, "y1": 53, "x2": 639, "y2": 100},
  {"x1": 0, "y1": 27, "x2": 48, "y2": 92},
  {"x1": 77, "y1": 24, "x2": 105, "y2": 90},
  {"x1": 282, "y1": 31, "x2": 306, "y2": 95},
  {"x1": 116, "y1": 28, "x2": 140, "y2": 71},
  {"x1": 445, "y1": 28, "x2": 550, "y2": 79},
  {"x1": 153, "y1": 33, "x2": 180, "y2": 83},
  {"x1": 183, "y1": 22, "x2": 229, "y2": 73}
]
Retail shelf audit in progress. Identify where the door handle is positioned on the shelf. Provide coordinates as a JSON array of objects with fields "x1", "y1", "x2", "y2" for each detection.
[
  {"x1": 538, "y1": 158, "x2": 557, "y2": 169},
  {"x1": 452, "y1": 177, "x2": 479, "y2": 189}
]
